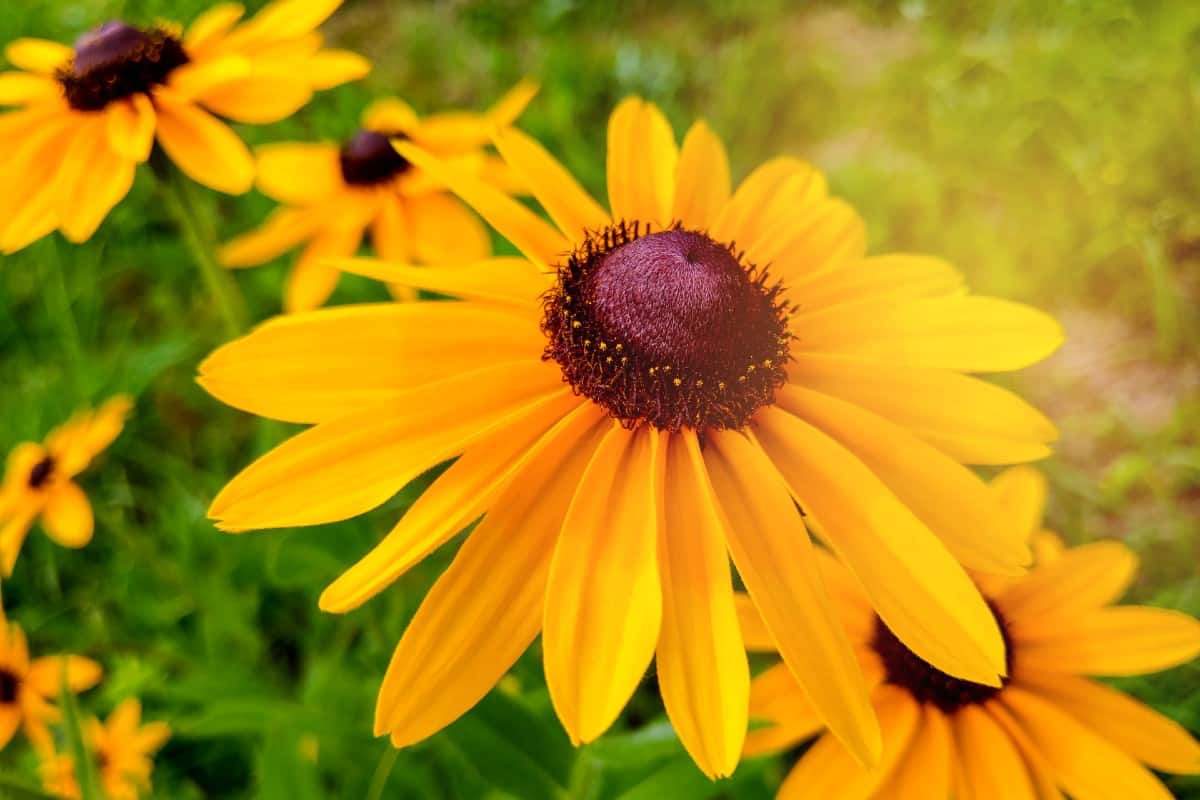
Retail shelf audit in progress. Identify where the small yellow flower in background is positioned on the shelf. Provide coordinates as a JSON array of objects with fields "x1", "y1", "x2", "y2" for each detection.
[
  {"x1": 37, "y1": 698, "x2": 171, "y2": 800},
  {"x1": 0, "y1": 611, "x2": 102, "y2": 751},
  {"x1": 219, "y1": 79, "x2": 537, "y2": 312},
  {"x1": 0, "y1": 396, "x2": 131, "y2": 576},
  {"x1": 743, "y1": 466, "x2": 1200, "y2": 799},
  {"x1": 0, "y1": 0, "x2": 368, "y2": 252},
  {"x1": 200, "y1": 98, "x2": 1063, "y2": 777}
]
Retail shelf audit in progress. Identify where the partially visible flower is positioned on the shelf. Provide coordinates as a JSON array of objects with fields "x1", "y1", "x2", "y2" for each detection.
[
  {"x1": 0, "y1": 396, "x2": 131, "y2": 575},
  {"x1": 0, "y1": 0, "x2": 368, "y2": 252},
  {"x1": 37, "y1": 698, "x2": 171, "y2": 800},
  {"x1": 0, "y1": 612, "x2": 101, "y2": 751},
  {"x1": 219, "y1": 80, "x2": 536, "y2": 311},
  {"x1": 743, "y1": 466, "x2": 1200, "y2": 799}
]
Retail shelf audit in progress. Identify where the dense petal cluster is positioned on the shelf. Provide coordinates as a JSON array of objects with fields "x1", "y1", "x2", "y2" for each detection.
[
  {"x1": 744, "y1": 467, "x2": 1200, "y2": 799},
  {"x1": 0, "y1": 0, "x2": 368, "y2": 251},
  {"x1": 199, "y1": 97, "x2": 1063, "y2": 777}
]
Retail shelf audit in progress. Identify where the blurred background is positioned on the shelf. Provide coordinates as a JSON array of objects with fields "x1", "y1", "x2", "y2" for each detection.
[{"x1": 0, "y1": 0, "x2": 1197, "y2": 796}]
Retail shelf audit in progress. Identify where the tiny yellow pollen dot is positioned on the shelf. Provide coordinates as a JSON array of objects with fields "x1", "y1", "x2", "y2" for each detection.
[
  {"x1": 648, "y1": 367, "x2": 658, "y2": 376},
  {"x1": 763, "y1": 359, "x2": 773, "y2": 368},
  {"x1": 599, "y1": 342, "x2": 607, "y2": 351},
  {"x1": 606, "y1": 356, "x2": 613, "y2": 364},
  {"x1": 718, "y1": 381, "x2": 726, "y2": 390},
  {"x1": 663, "y1": 365, "x2": 672, "y2": 373},
  {"x1": 621, "y1": 356, "x2": 628, "y2": 364},
  {"x1": 583, "y1": 339, "x2": 591, "y2": 347},
  {"x1": 738, "y1": 375, "x2": 747, "y2": 383},
  {"x1": 747, "y1": 364, "x2": 756, "y2": 372},
  {"x1": 695, "y1": 379, "x2": 704, "y2": 387},
  {"x1": 571, "y1": 320, "x2": 581, "y2": 329},
  {"x1": 673, "y1": 377, "x2": 682, "y2": 387},
  {"x1": 615, "y1": 344, "x2": 623, "y2": 352}
]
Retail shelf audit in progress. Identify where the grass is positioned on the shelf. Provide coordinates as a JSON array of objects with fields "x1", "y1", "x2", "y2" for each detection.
[{"x1": 1, "y1": 0, "x2": 1198, "y2": 796}]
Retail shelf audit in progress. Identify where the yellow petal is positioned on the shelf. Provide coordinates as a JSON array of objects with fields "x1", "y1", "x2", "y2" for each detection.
[
  {"x1": 26, "y1": 655, "x2": 102, "y2": 696},
  {"x1": 305, "y1": 49, "x2": 370, "y2": 90},
  {"x1": 544, "y1": 425, "x2": 663, "y2": 744},
  {"x1": 5, "y1": 39, "x2": 72, "y2": 75},
  {"x1": 1002, "y1": 687, "x2": 1174, "y2": 800},
  {"x1": 0, "y1": 109, "x2": 75, "y2": 252},
  {"x1": 734, "y1": 592, "x2": 776, "y2": 652},
  {"x1": 777, "y1": 385, "x2": 1030, "y2": 575},
  {"x1": 0, "y1": 72, "x2": 61, "y2": 106},
  {"x1": 656, "y1": 430, "x2": 748, "y2": 778},
  {"x1": 154, "y1": 92, "x2": 253, "y2": 194},
  {"x1": 396, "y1": 141, "x2": 568, "y2": 270},
  {"x1": 743, "y1": 662, "x2": 824, "y2": 757},
  {"x1": 254, "y1": 142, "x2": 343, "y2": 205},
  {"x1": 672, "y1": 120, "x2": 730, "y2": 231},
  {"x1": 239, "y1": 0, "x2": 341, "y2": 39},
  {"x1": 492, "y1": 125, "x2": 609, "y2": 242},
  {"x1": 710, "y1": 157, "x2": 825, "y2": 255},
  {"x1": 362, "y1": 97, "x2": 418, "y2": 134},
  {"x1": 954, "y1": 703, "x2": 1038, "y2": 799},
  {"x1": 319, "y1": 390, "x2": 582, "y2": 612},
  {"x1": 198, "y1": 76, "x2": 314, "y2": 124},
  {"x1": 55, "y1": 117, "x2": 136, "y2": 243},
  {"x1": 795, "y1": 295, "x2": 1064, "y2": 373},
  {"x1": 105, "y1": 94, "x2": 156, "y2": 163},
  {"x1": 983, "y1": 700, "x2": 1066, "y2": 800},
  {"x1": 0, "y1": 707, "x2": 18, "y2": 749},
  {"x1": 0, "y1": 503, "x2": 38, "y2": 577},
  {"x1": 753, "y1": 406, "x2": 1007, "y2": 684},
  {"x1": 789, "y1": 354, "x2": 1057, "y2": 465},
  {"x1": 407, "y1": 192, "x2": 492, "y2": 264},
  {"x1": 886, "y1": 705, "x2": 952, "y2": 800},
  {"x1": 1014, "y1": 606, "x2": 1200, "y2": 677},
  {"x1": 284, "y1": 226, "x2": 364, "y2": 313},
  {"x1": 184, "y1": 2, "x2": 246, "y2": 49},
  {"x1": 989, "y1": 466, "x2": 1047, "y2": 545},
  {"x1": 220, "y1": 207, "x2": 318, "y2": 267},
  {"x1": 749, "y1": 196, "x2": 863, "y2": 281},
  {"x1": 703, "y1": 429, "x2": 881, "y2": 766},
  {"x1": 40, "y1": 482, "x2": 93, "y2": 548},
  {"x1": 776, "y1": 685, "x2": 919, "y2": 800},
  {"x1": 999, "y1": 541, "x2": 1136, "y2": 622},
  {"x1": 1019, "y1": 671, "x2": 1200, "y2": 775},
  {"x1": 198, "y1": 302, "x2": 544, "y2": 424},
  {"x1": 369, "y1": 193, "x2": 410, "y2": 261},
  {"x1": 209, "y1": 360, "x2": 566, "y2": 530},
  {"x1": 606, "y1": 97, "x2": 677, "y2": 227},
  {"x1": 377, "y1": 403, "x2": 610, "y2": 745},
  {"x1": 167, "y1": 55, "x2": 252, "y2": 100},
  {"x1": 487, "y1": 78, "x2": 539, "y2": 128},
  {"x1": 326, "y1": 257, "x2": 546, "y2": 307},
  {"x1": 788, "y1": 253, "x2": 964, "y2": 309}
]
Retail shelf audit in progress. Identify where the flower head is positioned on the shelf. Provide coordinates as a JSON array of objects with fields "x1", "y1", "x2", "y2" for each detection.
[
  {"x1": 0, "y1": 396, "x2": 131, "y2": 576},
  {"x1": 199, "y1": 99, "x2": 1062, "y2": 776},
  {"x1": 0, "y1": 612, "x2": 101, "y2": 751},
  {"x1": 744, "y1": 466, "x2": 1200, "y2": 798},
  {"x1": 0, "y1": 0, "x2": 369, "y2": 251},
  {"x1": 37, "y1": 697, "x2": 170, "y2": 800},
  {"x1": 218, "y1": 80, "x2": 537, "y2": 311}
]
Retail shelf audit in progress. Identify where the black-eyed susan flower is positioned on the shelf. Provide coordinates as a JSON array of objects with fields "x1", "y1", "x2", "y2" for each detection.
[
  {"x1": 198, "y1": 98, "x2": 1062, "y2": 776},
  {"x1": 0, "y1": 396, "x2": 131, "y2": 576},
  {"x1": 38, "y1": 697, "x2": 171, "y2": 800},
  {"x1": 743, "y1": 466, "x2": 1200, "y2": 799},
  {"x1": 0, "y1": 0, "x2": 368, "y2": 252},
  {"x1": 0, "y1": 611, "x2": 101, "y2": 751},
  {"x1": 219, "y1": 80, "x2": 536, "y2": 312}
]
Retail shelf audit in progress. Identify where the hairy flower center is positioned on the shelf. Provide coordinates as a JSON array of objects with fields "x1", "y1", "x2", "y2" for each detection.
[
  {"x1": 339, "y1": 130, "x2": 411, "y2": 186},
  {"x1": 28, "y1": 456, "x2": 55, "y2": 489},
  {"x1": 58, "y1": 22, "x2": 189, "y2": 112},
  {"x1": 872, "y1": 607, "x2": 1012, "y2": 712},
  {"x1": 0, "y1": 669, "x2": 18, "y2": 704},
  {"x1": 543, "y1": 223, "x2": 791, "y2": 431}
]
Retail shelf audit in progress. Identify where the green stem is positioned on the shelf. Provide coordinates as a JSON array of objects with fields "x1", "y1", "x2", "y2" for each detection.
[
  {"x1": 365, "y1": 746, "x2": 400, "y2": 800},
  {"x1": 152, "y1": 154, "x2": 246, "y2": 337}
]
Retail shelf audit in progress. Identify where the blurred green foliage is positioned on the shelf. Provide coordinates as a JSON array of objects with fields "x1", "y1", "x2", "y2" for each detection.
[{"x1": 0, "y1": 0, "x2": 1197, "y2": 796}]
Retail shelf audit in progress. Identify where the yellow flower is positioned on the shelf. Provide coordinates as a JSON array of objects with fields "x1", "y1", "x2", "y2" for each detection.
[
  {"x1": 0, "y1": 0, "x2": 369, "y2": 252},
  {"x1": 38, "y1": 698, "x2": 171, "y2": 800},
  {"x1": 198, "y1": 98, "x2": 1062, "y2": 776},
  {"x1": 0, "y1": 612, "x2": 102, "y2": 751},
  {"x1": 743, "y1": 466, "x2": 1200, "y2": 799},
  {"x1": 219, "y1": 80, "x2": 537, "y2": 312},
  {"x1": 0, "y1": 396, "x2": 131, "y2": 576}
]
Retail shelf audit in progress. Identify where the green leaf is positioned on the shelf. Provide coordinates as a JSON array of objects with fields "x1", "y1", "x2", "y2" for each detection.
[{"x1": 59, "y1": 665, "x2": 104, "y2": 800}]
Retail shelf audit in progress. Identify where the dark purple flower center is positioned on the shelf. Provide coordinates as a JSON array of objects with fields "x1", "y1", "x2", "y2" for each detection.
[
  {"x1": 872, "y1": 605, "x2": 1013, "y2": 712},
  {"x1": 543, "y1": 223, "x2": 792, "y2": 431},
  {"x1": 58, "y1": 22, "x2": 189, "y2": 111},
  {"x1": 339, "y1": 130, "x2": 411, "y2": 186},
  {"x1": 27, "y1": 456, "x2": 55, "y2": 489},
  {"x1": 0, "y1": 670, "x2": 18, "y2": 704}
]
